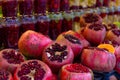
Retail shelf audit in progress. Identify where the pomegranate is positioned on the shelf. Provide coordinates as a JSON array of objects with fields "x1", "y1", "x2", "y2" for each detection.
[
  {"x1": 18, "y1": 30, "x2": 52, "y2": 59},
  {"x1": 105, "y1": 24, "x2": 118, "y2": 31},
  {"x1": 0, "y1": 49, "x2": 25, "y2": 74},
  {"x1": 115, "y1": 57, "x2": 120, "y2": 74},
  {"x1": 56, "y1": 32, "x2": 83, "y2": 57},
  {"x1": 14, "y1": 60, "x2": 54, "y2": 80},
  {"x1": 0, "y1": 69, "x2": 13, "y2": 80},
  {"x1": 82, "y1": 23, "x2": 106, "y2": 45},
  {"x1": 106, "y1": 29, "x2": 120, "y2": 45},
  {"x1": 42, "y1": 41, "x2": 74, "y2": 73},
  {"x1": 60, "y1": 63, "x2": 93, "y2": 80},
  {"x1": 81, "y1": 47, "x2": 116, "y2": 72},
  {"x1": 80, "y1": 13, "x2": 102, "y2": 27}
]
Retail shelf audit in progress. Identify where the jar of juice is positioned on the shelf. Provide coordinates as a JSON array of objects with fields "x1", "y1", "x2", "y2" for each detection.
[
  {"x1": 61, "y1": 11, "x2": 74, "y2": 32},
  {"x1": 88, "y1": 0, "x2": 96, "y2": 8},
  {"x1": 103, "y1": 0, "x2": 110, "y2": 7},
  {"x1": 20, "y1": 15, "x2": 35, "y2": 36},
  {"x1": 0, "y1": 18, "x2": 4, "y2": 49},
  {"x1": 60, "y1": 0, "x2": 69, "y2": 11},
  {"x1": 108, "y1": 7, "x2": 115, "y2": 24},
  {"x1": 19, "y1": 0, "x2": 34, "y2": 15},
  {"x1": 95, "y1": 0, "x2": 103, "y2": 7},
  {"x1": 73, "y1": 10, "x2": 84, "y2": 31},
  {"x1": 2, "y1": 0, "x2": 18, "y2": 17},
  {"x1": 2, "y1": 17, "x2": 20, "y2": 49},
  {"x1": 34, "y1": 0, "x2": 47, "y2": 14},
  {"x1": 69, "y1": 0, "x2": 80, "y2": 10},
  {"x1": 48, "y1": 0, "x2": 60, "y2": 12},
  {"x1": 49, "y1": 12, "x2": 63, "y2": 40},
  {"x1": 35, "y1": 13, "x2": 50, "y2": 36}
]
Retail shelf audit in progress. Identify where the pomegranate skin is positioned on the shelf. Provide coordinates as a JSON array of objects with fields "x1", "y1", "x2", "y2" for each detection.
[
  {"x1": 42, "y1": 41, "x2": 74, "y2": 73},
  {"x1": 18, "y1": 30, "x2": 53, "y2": 59},
  {"x1": 0, "y1": 49, "x2": 25, "y2": 74},
  {"x1": 82, "y1": 24, "x2": 106, "y2": 45},
  {"x1": 60, "y1": 64, "x2": 93, "y2": 80},
  {"x1": 115, "y1": 57, "x2": 120, "y2": 74},
  {"x1": 56, "y1": 31, "x2": 83, "y2": 57},
  {"x1": 14, "y1": 60, "x2": 53, "y2": 80},
  {"x1": 106, "y1": 29, "x2": 120, "y2": 45},
  {"x1": 81, "y1": 47, "x2": 116, "y2": 72},
  {"x1": 80, "y1": 13, "x2": 102, "y2": 27}
]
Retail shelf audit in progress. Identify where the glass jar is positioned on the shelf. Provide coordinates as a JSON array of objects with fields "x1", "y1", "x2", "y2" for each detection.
[
  {"x1": 35, "y1": 13, "x2": 50, "y2": 36},
  {"x1": 48, "y1": 0, "x2": 60, "y2": 12},
  {"x1": 34, "y1": 0, "x2": 47, "y2": 14},
  {"x1": 62, "y1": 11, "x2": 74, "y2": 32},
  {"x1": 69, "y1": 0, "x2": 80, "y2": 10},
  {"x1": 88, "y1": 0, "x2": 96, "y2": 8},
  {"x1": 19, "y1": 0, "x2": 34, "y2": 15},
  {"x1": 95, "y1": 0, "x2": 103, "y2": 7},
  {"x1": 2, "y1": 17, "x2": 20, "y2": 49},
  {"x1": 2, "y1": 0, "x2": 18, "y2": 17},
  {"x1": 60, "y1": 0, "x2": 69, "y2": 11},
  {"x1": 0, "y1": 18, "x2": 4, "y2": 49},
  {"x1": 49, "y1": 12, "x2": 63, "y2": 40},
  {"x1": 19, "y1": 15, "x2": 35, "y2": 36}
]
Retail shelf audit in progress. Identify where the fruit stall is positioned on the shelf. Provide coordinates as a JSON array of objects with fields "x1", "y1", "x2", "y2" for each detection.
[{"x1": 0, "y1": 0, "x2": 120, "y2": 80}]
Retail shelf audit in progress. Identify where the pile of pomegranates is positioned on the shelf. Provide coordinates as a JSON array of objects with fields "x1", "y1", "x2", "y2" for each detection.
[{"x1": 0, "y1": 13, "x2": 120, "y2": 80}]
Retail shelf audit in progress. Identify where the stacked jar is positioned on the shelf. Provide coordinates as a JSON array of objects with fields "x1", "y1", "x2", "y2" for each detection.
[
  {"x1": 34, "y1": 0, "x2": 50, "y2": 36},
  {"x1": 18, "y1": 0, "x2": 35, "y2": 36},
  {"x1": 2, "y1": 0, "x2": 20, "y2": 49}
]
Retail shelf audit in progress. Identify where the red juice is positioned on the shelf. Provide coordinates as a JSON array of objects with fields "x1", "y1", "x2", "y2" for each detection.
[
  {"x1": 19, "y1": 0, "x2": 34, "y2": 15},
  {"x1": 35, "y1": 14, "x2": 50, "y2": 35},
  {"x1": 0, "y1": 18, "x2": 3, "y2": 48},
  {"x1": 48, "y1": 0, "x2": 60, "y2": 12},
  {"x1": 103, "y1": 0, "x2": 110, "y2": 7},
  {"x1": 2, "y1": 0, "x2": 18, "y2": 17},
  {"x1": 20, "y1": 15, "x2": 35, "y2": 35},
  {"x1": 95, "y1": 0, "x2": 103, "y2": 7},
  {"x1": 60, "y1": 0, "x2": 69, "y2": 11},
  {"x1": 3, "y1": 17, "x2": 20, "y2": 49},
  {"x1": 34, "y1": 0, "x2": 47, "y2": 14},
  {"x1": 49, "y1": 12, "x2": 63, "y2": 40},
  {"x1": 61, "y1": 11, "x2": 74, "y2": 32}
]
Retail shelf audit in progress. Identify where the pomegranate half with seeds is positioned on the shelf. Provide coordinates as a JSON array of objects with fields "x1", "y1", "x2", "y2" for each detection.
[
  {"x1": 82, "y1": 23, "x2": 106, "y2": 45},
  {"x1": 81, "y1": 47, "x2": 116, "y2": 72},
  {"x1": 56, "y1": 31, "x2": 83, "y2": 57},
  {"x1": 80, "y1": 13, "x2": 102, "y2": 27},
  {"x1": 60, "y1": 63, "x2": 93, "y2": 80},
  {"x1": 0, "y1": 49, "x2": 25, "y2": 74},
  {"x1": 106, "y1": 29, "x2": 120, "y2": 45},
  {"x1": 14, "y1": 60, "x2": 54, "y2": 80},
  {"x1": 42, "y1": 41, "x2": 74, "y2": 73},
  {"x1": 0, "y1": 69, "x2": 13, "y2": 80},
  {"x1": 18, "y1": 30, "x2": 52, "y2": 59}
]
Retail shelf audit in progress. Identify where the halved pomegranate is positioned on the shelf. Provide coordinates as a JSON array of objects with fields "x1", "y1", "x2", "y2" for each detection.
[
  {"x1": 80, "y1": 13, "x2": 102, "y2": 27},
  {"x1": 81, "y1": 47, "x2": 116, "y2": 72},
  {"x1": 82, "y1": 23, "x2": 106, "y2": 45},
  {"x1": 60, "y1": 63, "x2": 93, "y2": 80},
  {"x1": 106, "y1": 29, "x2": 120, "y2": 45},
  {"x1": 18, "y1": 30, "x2": 53, "y2": 59},
  {"x1": 42, "y1": 41, "x2": 74, "y2": 73},
  {"x1": 0, "y1": 49, "x2": 25, "y2": 74},
  {"x1": 56, "y1": 32, "x2": 83, "y2": 57},
  {"x1": 14, "y1": 60, "x2": 54, "y2": 80},
  {"x1": 0, "y1": 69, "x2": 13, "y2": 80}
]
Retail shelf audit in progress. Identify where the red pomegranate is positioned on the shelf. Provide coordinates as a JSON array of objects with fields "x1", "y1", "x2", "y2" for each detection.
[
  {"x1": 0, "y1": 49, "x2": 25, "y2": 74},
  {"x1": 115, "y1": 57, "x2": 120, "y2": 74},
  {"x1": 81, "y1": 47, "x2": 116, "y2": 72},
  {"x1": 82, "y1": 23, "x2": 106, "y2": 45},
  {"x1": 0, "y1": 69, "x2": 13, "y2": 80},
  {"x1": 56, "y1": 31, "x2": 83, "y2": 57},
  {"x1": 18, "y1": 30, "x2": 53, "y2": 59},
  {"x1": 42, "y1": 41, "x2": 74, "y2": 73},
  {"x1": 106, "y1": 29, "x2": 120, "y2": 45},
  {"x1": 80, "y1": 13, "x2": 102, "y2": 27},
  {"x1": 60, "y1": 63, "x2": 93, "y2": 80},
  {"x1": 14, "y1": 60, "x2": 54, "y2": 80}
]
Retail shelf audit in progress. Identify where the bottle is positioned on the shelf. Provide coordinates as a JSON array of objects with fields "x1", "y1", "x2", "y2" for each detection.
[
  {"x1": 60, "y1": 0, "x2": 69, "y2": 11},
  {"x1": 2, "y1": 0, "x2": 18, "y2": 17},
  {"x1": 19, "y1": 0, "x2": 34, "y2": 15},
  {"x1": 3, "y1": 17, "x2": 20, "y2": 49}
]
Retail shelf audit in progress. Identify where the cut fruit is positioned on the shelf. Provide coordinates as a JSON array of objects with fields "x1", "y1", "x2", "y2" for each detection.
[{"x1": 98, "y1": 44, "x2": 115, "y2": 54}]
